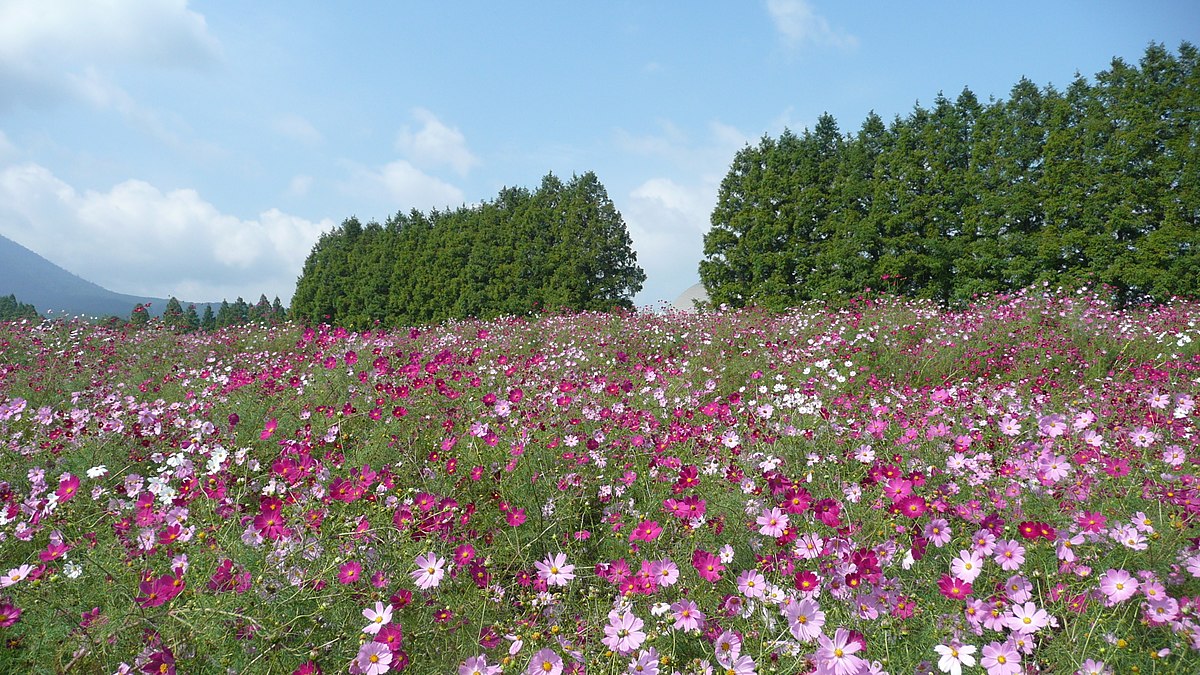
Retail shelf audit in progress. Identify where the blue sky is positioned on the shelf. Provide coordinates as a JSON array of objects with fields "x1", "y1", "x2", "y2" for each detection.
[{"x1": 1, "y1": 1, "x2": 1197, "y2": 311}]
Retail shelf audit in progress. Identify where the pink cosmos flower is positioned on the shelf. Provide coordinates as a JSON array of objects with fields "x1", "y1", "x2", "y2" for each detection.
[
  {"x1": 353, "y1": 642, "x2": 393, "y2": 675},
  {"x1": 260, "y1": 418, "x2": 278, "y2": 440},
  {"x1": 459, "y1": 656, "x2": 501, "y2": 675},
  {"x1": 55, "y1": 474, "x2": 80, "y2": 503},
  {"x1": 411, "y1": 552, "x2": 446, "y2": 590},
  {"x1": 736, "y1": 569, "x2": 766, "y2": 599},
  {"x1": 756, "y1": 507, "x2": 789, "y2": 537},
  {"x1": 505, "y1": 508, "x2": 527, "y2": 527},
  {"x1": 628, "y1": 648, "x2": 661, "y2": 675},
  {"x1": 993, "y1": 540, "x2": 1026, "y2": 571},
  {"x1": 951, "y1": 550, "x2": 984, "y2": 583},
  {"x1": 1098, "y1": 568, "x2": 1139, "y2": 604},
  {"x1": 0, "y1": 564, "x2": 33, "y2": 588},
  {"x1": 692, "y1": 549, "x2": 724, "y2": 582},
  {"x1": 0, "y1": 603, "x2": 21, "y2": 628},
  {"x1": 1004, "y1": 601, "x2": 1050, "y2": 634},
  {"x1": 651, "y1": 559, "x2": 679, "y2": 588},
  {"x1": 814, "y1": 627, "x2": 867, "y2": 675},
  {"x1": 670, "y1": 599, "x2": 705, "y2": 632},
  {"x1": 534, "y1": 553, "x2": 576, "y2": 587},
  {"x1": 338, "y1": 560, "x2": 363, "y2": 585},
  {"x1": 980, "y1": 641, "x2": 1020, "y2": 675},
  {"x1": 714, "y1": 630, "x2": 742, "y2": 663},
  {"x1": 526, "y1": 648, "x2": 563, "y2": 675},
  {"x1": 602, "y1": 609, "x2": 646, "y2": 655},
  {"x1": 785, "y1": 597, "x2": 825, "y2": 642},
  {"x1": 629, "y1": 520, "x2": 662, "y2": 542},
  {"x1": 924, "y1": 518, "x2": 952, "y2": 548},
  {"x1": 362, "y1": 601, "x2": 392, "y2": 635}
]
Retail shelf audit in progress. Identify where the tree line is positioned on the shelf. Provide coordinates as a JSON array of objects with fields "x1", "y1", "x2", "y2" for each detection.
[
  {"x1": 291, "y1": 171, "x2": 646, "y2": 328},
  {"x1": 700, "y1": 42, "x2": 1199, "y2": 308},
  {"x1": 0, "y1": 294, "x2": 39, "y2": 322},
  {"x1": 129, "y1": 295, "x2": 287, "y2": 331}
]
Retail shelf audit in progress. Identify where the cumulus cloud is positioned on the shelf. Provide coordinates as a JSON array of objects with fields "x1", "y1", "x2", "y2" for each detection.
[
  {"x1": 765, "y1": 0, "x2": 858, "y2": 50},
  {"x1": 615, "y1": 121, "x2": 750, "y2": 306},
  {"x1": 396, "y1": 108, "x2": 480, "y2": 176},
  {"x1": 0, "y1": 0, "x2": 221, "y2": 109},
  {"x1": 0, "y1": 162, "x2": 332, "y2": 303},
  {"x1": 340, "y1": 159, "x2": 465, "y2": 212}
]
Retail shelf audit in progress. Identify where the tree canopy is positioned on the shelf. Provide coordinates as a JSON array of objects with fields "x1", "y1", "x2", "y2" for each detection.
[
  {"x1": 700, "y1": 42, "x2": 1200, "y2": 308},
  {"x1": 0, "y1": 294, "x2": 39, "y2": 322},
  {"x1": 292, "y1": 171, "x2": 646, "y2": 328}
]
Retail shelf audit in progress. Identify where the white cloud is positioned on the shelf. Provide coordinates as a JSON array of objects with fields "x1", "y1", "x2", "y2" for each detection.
[
  {"x1": 614, "y1": 120, "x2": 751, "y2": 306},
  {"x1": 766, "y1": 0, "x2": 858, "y2": 50},
  {"x1": 287, "y1": 174, "x2": 314, "y2": 197},
  {"x1": 341, "y1": 160, "x2": 465, "y2": 212},
  {"x1": 0, "y1": 162, "x2": 332, "y2": 303},
  {"x1": 273, "y1": 115, "x2": 323, "y2": 145},
  {"x1": 624, "y1": 176, "x2": 718, "y2": 307},
  {"x1": 0, "y1": 0, "x2": 220, "y2": 116},
  {"x1": 0, "y1": 0, "x2": 220, "y2": 69},
  {"x1": 396, "y1": 108, "x2": 480, "y2": 176}
]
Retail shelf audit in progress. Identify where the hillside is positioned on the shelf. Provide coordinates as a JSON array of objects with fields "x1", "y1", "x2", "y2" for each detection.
[{"x1": 0, "y1": 234, "x2": 205, "y2": 318}]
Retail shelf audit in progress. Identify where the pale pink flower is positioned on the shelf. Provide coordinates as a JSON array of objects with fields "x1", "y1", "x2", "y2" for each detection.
[
  {"x1": 354, "y1": 642, "x2": 393, "y2": 675},
  {"x1": 951, "y1": 550, "x2": 984, "y2": 584},
  {"x1": 362, "y1": 601, "x2": 392, "y2": 635},
  {"x1": 1003, "y1": 601, "x2": 1050, "y2": 634},
  {"x1": 602, "y1": 609, "x2": 646, "y2": 655},
  {"x1": 980, "y1": 641, "x2": 1020, "y2": 675},
  {"x1": 756, "y1": 507, "x2": 789, "y2": 537},
  {"x1": 410, "y1": 552, "x2": 446, "y2": 590},
  {"x1": 933, "y1": 642, "x2": 977, "y2": 675},
  {"x1": 785, "y1": 597, "x2": 825, "y2": 642},
  {"x1": 1098, "y1": 569, "x2": 1139, "y2": 604},
  {"x1": 535, "y1": 552, "x2": 576, "y2": 587},
  {"x1": 814, "y1": 627, "x2": 866, "y2": 675}
]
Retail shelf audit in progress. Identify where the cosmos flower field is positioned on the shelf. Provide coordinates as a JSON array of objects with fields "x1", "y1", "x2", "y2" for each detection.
[{"x1": 1, "y1": 287, "x2": 1199, "y2": 675}]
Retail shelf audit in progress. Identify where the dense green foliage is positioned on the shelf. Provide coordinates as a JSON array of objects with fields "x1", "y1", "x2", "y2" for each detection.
[
  {"x1": 130, "y1": 295, "x2": 286, "y2": 332},
  {"x1": 0, "y1": 294, "x2": 38, "y2": 322},
  {"x1": 291, "y1": 172, "x2": 646, "y2": 328},
  {"x1": 701, "y1": 42, "x2": 1200, "y2": 308}
]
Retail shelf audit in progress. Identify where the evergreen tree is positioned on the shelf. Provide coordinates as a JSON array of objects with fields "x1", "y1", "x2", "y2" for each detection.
[
  {"x1": 0, "y1": 294, "x2": 38, "y2": 322},
  {"x1": 699, "y1": 42, "x2": 1200, "y2": 307},
  {"x1": 215, "y1": 300, "x2": 233, "y2": 328},
  {"x1": 293, "y1": 172, "x2": 644, "y2": 326},
  {"x1": 163, "y1": 297, "x2": 185, "y2": 331},
  {"x1": 183, "y1": 304, "x2": 201, "y2": 332},
  {"x1": 201, "y1": 304, "x2": 216, "y2": 331},
  {"x1": 130, "y1": 303, "x2": 150, "y2": 327}
]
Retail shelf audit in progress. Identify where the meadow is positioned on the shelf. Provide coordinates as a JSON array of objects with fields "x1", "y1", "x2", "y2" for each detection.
[{"x1": 0, "y1": 285, "x2": 1198, "y2": 675}]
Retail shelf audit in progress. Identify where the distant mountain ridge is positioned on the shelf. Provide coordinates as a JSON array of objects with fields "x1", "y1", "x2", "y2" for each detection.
[{"x1": 0, "y1": 234, "x2": 210, "y2": 318}]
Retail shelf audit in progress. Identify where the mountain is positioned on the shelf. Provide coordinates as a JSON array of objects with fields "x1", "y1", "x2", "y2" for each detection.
[{"x1": 0, "y1": 234, "x2": 208, "y2": 319}]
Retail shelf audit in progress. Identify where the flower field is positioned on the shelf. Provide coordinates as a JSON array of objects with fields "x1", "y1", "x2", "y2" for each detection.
[{"x1": 1, "y1": 287, "x2": 1199, "y2": 675}]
